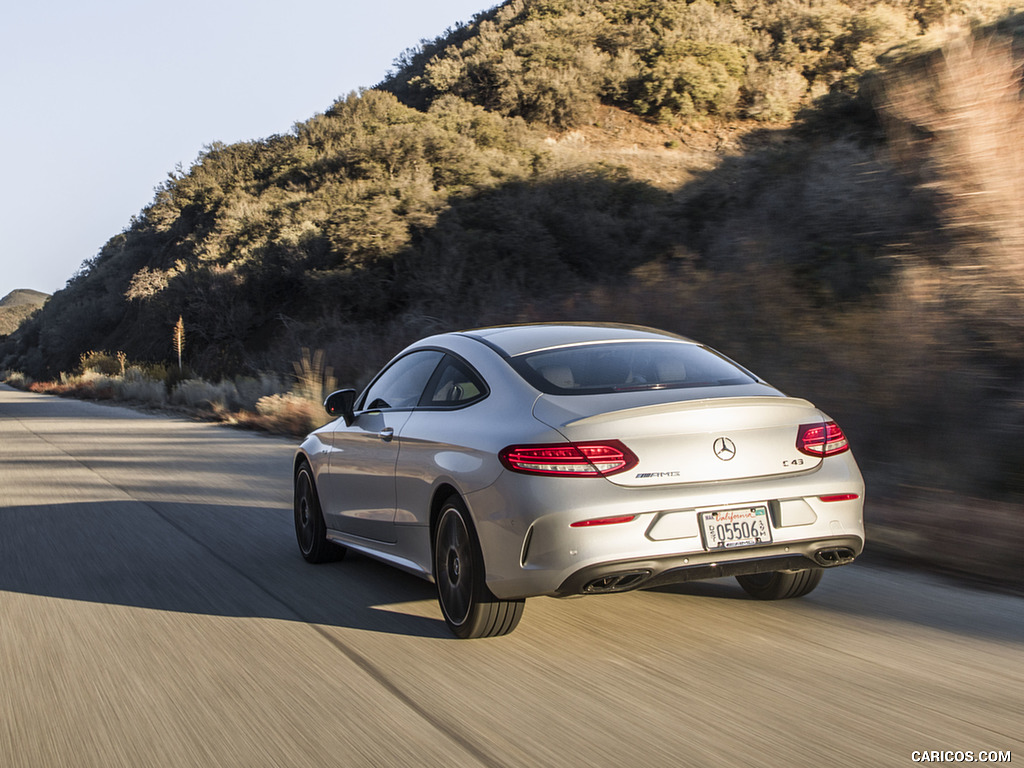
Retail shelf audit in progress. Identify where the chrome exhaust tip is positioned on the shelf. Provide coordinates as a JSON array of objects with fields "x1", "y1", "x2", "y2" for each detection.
[
  {"x1": 582, "y1": 569, "x2": 652, "y2": 593},
  {"x1": 813, "y1": 547, "x2": 856, "y2": 567}
]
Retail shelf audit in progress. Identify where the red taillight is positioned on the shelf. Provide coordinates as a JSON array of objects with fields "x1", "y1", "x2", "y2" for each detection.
[
  {"x1": 499, "y1": 440, "x2": 639, "y2": 477},
  {"x1": 570, "y1": 515, "x2": 637, "y2": 527},
  {"x1": 796, "y1": 422, "x2": 850, "y2": 457}
]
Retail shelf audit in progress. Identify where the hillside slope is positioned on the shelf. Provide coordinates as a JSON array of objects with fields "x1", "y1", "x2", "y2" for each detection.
[
  {"x1": 2, "y1": 0, "x2": 1023, "y2": 505},
  {"x1": 0, "y1": 290, "x2": 48, "y2": 337}
]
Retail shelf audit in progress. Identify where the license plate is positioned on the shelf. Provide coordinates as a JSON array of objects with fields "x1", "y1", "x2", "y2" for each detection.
[{"x1": 699, "y1": 505, "x2": 772, "y2": 550}]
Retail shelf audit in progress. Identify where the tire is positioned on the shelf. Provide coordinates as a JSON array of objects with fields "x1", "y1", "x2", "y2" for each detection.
[
  {"x1": 736, "y1": 568, "x2": 823, "y2": 600},
  {"x1": 434, "y1": 495, "x2": 524, "y2": 638},
  {"x1": 294, "y1": 462, "x2": 345, "y2": 564}
]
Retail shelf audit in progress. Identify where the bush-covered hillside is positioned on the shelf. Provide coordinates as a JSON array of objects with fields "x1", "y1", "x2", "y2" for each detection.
[
  {"x1": 384, "y1": 0, "x2": 927, "y2": 125},
  {"x1": 3, "y1": 0, "x2": 1023, "y2": 528}
]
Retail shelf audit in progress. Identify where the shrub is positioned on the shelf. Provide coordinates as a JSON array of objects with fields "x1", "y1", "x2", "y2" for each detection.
[
  {"x1": 114, "y1": 368, "x2": 168, "y2": 405},
  {"x1": 171, "y1": 378, "x2": 240, "y2": 410},
  {"x1": 137, "y1": 362, "x2": 170, "y2": 384},
  {"x1": 1, "y1": 370, "x2": 33, "y2": 388},
  {"x1": 253, "y1": 393, "x2": 323, "y2": 436},
  {"x1": 746, "y1": 64, "x2": 808, "y2": 122},
  {"x1": 633, "y1": 41, "x2": 747, "y2": 122},
  {"x1": 79, "y1": 350, "x2": 121, "y2": 376},
  {"x1": 233, "y1": 374, "x2": 287, "y2": 411},
  {"x1": 45, "y1": 371, "x2": 117, "y2": 400}
]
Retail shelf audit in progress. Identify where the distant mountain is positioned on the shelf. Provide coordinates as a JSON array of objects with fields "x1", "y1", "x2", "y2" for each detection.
[{"x1": 0, "y1": 289, "x2": 48, "y2": 336}]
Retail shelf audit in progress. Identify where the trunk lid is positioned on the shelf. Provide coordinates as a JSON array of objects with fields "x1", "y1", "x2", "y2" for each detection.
[{"x1": 533, "y1": 392, "x2": 826, "y2": 487}]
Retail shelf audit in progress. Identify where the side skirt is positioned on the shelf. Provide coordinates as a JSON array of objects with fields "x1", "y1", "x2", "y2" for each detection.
[{"x1": 326, "y1": 529, "x2": 434, "y2": 582}]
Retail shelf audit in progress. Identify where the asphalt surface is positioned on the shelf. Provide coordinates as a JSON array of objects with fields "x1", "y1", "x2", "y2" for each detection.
[{"x1": 1, "y1": 384, "x2": 1021, "y2": 768}]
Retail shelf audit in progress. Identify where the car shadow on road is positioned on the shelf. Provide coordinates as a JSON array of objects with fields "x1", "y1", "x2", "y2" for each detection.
[
  {"x1": 3, "y1": 499, "x2": 1022, "y2": 645},
  {"x1": 0, "y1": 499, "x2": 452, "y2": 639},
  {"x1": 646, "y1": 560, "x2": 1024, "y2": 645}
]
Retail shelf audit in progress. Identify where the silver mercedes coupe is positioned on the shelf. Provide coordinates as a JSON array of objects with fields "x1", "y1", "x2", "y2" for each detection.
[{"x1": 293, "y1": 323, "x2": 865, "y2": 638}]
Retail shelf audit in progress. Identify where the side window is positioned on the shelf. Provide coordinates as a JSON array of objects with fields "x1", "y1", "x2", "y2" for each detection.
[
  {"x1": 360, "y1": 350, "x2": 444, "y2": 411},
  {"x1": 421, "y1": 355, "x2": 488, "y2": 407}
]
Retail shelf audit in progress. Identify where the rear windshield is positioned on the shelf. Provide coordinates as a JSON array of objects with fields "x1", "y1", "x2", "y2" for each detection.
[{"x1": 509, "y1": 341, "x2": 756, "y2": 395}]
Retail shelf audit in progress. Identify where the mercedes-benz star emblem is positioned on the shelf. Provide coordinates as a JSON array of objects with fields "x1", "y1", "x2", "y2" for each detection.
[{"x1": 713, "y1": 437, "x2": 737, "y2": 461}]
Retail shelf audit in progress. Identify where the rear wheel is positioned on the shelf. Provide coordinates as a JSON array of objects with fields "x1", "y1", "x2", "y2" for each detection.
[
  {"x1": 294, "y1": 462, "x2": 345, "y2": 564},
  {"x1": 736, "y1": 569, "x2": 822, "y2": 599},
  {"x1": 434, "y1": 495, "x2": 524, "y2": 638}
]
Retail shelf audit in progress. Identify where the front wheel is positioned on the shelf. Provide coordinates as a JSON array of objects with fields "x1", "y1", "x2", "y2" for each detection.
[
  {"x1": 736, "y1": 569, "x2": 822, "y2": 600},
  {"x1": 294, "y1": 462, "x2": 345, "y2": 564},
  {"x1": 434, "y1": 496, "x2": 524, "y2": 638}
]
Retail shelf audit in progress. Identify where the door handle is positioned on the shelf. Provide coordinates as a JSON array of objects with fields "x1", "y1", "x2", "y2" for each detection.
[{"x1": 377, "y1": 427, "x2": 395, "y2": 441}]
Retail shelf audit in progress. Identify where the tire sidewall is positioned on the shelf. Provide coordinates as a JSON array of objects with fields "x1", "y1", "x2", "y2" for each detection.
[
  {"x1": 434, "y1": 500, "x2": 482, "y2": 632},
  {"x1": 295, "y1": 465, "x2": 319, "y2": 557}
]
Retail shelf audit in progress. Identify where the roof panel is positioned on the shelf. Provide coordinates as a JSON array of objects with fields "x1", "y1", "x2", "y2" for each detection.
[{"x1": 459, "y1": 323, "x2": 691, "y2": 357}]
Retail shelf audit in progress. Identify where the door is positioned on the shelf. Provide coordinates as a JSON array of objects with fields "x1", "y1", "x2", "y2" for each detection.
[{"x1": 319, "y1": 350, "x2": 443, "y2": 542}]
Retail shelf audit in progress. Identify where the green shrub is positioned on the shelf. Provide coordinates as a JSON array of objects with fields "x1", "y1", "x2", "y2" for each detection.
[{"x1": 79, "y1": 350, "x2": 121, "y2": 376}]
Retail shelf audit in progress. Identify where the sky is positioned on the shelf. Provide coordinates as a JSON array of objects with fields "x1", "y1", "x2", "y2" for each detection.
[{"x1": 0, "y1": 0, "x2": 493, "y2": 300}]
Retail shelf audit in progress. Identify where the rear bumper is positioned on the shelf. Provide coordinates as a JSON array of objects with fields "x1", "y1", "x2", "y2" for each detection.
[
  {"x1": 467, "y1": 452, "x2": 865, "y2": 600},
  {"x1": 552, "y1": 534, "x2": 863, "y2": 596}
]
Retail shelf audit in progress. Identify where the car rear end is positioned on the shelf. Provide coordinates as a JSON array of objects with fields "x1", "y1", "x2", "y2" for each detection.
[{"x1": 464, "y1": 335, "x2": 864, "y2": 600}]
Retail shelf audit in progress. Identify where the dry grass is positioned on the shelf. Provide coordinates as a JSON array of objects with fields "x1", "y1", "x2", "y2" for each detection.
[
  {"x1": 3, "y1": 350, "x2": 331, "y2": 438},
  {"x1": 29, "y1": 371, "x2": 117, "y2": 400},
  {"x1": 249, "y1": 393, "x2": 326, "y2": 436},
  {"x1": 1, "y1": 370, "x2": 33, "y2": 388},
  {"x1": 117, "y1": 370, "x2": 168, "y2": 405},
  {"x1": 292, "y1": 348, "x2": 337, "y2": 404}
]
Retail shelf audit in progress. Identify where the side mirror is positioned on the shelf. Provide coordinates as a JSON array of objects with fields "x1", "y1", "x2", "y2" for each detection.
[{"x1": 324, "y1": 388, "x2": 357, "y2": 426}]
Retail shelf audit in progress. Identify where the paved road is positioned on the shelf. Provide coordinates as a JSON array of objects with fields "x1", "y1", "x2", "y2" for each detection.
[{"x1": 0, "y1": 385, "x2": 1020, "y2": 768}]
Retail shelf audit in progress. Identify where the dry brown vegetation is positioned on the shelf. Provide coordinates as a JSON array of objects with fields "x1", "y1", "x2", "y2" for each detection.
[{"x1": 7, "y1": 346, "x2": 332, "y2": 436}]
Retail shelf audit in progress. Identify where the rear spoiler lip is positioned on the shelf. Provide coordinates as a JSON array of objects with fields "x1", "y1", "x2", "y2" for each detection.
[{"x1": 561, "y1": 396, "x2": 819, "y2": 428}]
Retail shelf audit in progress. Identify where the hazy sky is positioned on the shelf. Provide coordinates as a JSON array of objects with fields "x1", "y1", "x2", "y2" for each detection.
[{"x1": 0, "y1": 0, "x2": 492, "y2": 299}]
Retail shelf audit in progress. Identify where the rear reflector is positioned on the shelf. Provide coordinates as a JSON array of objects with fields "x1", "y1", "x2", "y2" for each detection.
[
  {"x1": 797, "y1": 422, "x2": 850, "y2": 457},
  {"x1": 819, "y1": 494, "x2": 860, "y2": 502},
  {"x1": 570, "y1": 515, "x2": 637, "y2": 528},
  {"x1": 499, "y1": 440, "x2": 639, "y2": 477}
]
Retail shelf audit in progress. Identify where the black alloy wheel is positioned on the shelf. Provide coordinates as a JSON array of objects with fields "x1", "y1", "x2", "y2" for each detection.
[
  {"x1": 433, "y1": 495, "x2": 523, "y2": 638},
  {"x1": 294, "y1": 462, "x2": 345, "y2": 564}
]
